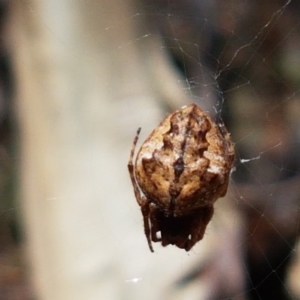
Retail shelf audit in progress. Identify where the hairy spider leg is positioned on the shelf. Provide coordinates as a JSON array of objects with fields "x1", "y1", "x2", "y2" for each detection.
[{"x1": 128, "y1": 128, "x2": 154, "y2": 252}]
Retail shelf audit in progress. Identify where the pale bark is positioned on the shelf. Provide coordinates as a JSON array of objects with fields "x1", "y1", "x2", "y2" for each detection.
[
  {"x1": 9, "y1": 1, "x2": 199, "y2": 299},
  {"x1": 9, "y1": 0, "x2": 246, "y2": 299}
]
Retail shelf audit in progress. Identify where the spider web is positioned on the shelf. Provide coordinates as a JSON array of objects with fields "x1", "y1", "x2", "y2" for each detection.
[
  {"x1": 120, "y1": 0, "x2": 300, "y2": 299},
  {"x1": 2, "y1": 0, "x2": 300, "y2": 299}
]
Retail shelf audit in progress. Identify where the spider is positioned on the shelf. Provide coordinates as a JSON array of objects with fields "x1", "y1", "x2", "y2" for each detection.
[{"x1": 128, "y1": 104, "x2": 234, "y2": 252}]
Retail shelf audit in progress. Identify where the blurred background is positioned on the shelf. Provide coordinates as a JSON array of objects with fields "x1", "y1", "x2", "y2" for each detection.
[{"x1": 1, "y1": 0, "x2": 300, "y2": 299}]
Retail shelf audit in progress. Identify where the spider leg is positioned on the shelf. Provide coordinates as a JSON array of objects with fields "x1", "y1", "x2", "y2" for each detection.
[
  {"x1": 127, "y1": 128, "x2": 146, "y2": 207},
  {"x1": 141, "y1": 203, "x2": 154, "y2": 252},
  {"x1": 128, "y1": 128, "x2": 154, "y2": 252},
  {"x1": 185, "y1": 206, "x2": 214, "y2": 251},
  {"x1": 149, "y1": 204, "x2": 162, "y2": 242},
  {"x1": 128, "y1": 128, "x2": 141, "y2": 167}
]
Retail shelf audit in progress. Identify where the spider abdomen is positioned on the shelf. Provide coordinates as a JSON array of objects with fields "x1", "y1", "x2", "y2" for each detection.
[{"x1": 128, "y1": 103, "x2": 234, "y2": 252}]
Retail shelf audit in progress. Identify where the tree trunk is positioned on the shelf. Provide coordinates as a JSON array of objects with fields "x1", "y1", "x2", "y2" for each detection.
[
  {"x1": 9, "y1": 0, "x2": 251, "y2": 299},
  {"x1": 9, "y1": 1, "x2": 202, "y2": 299}
]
